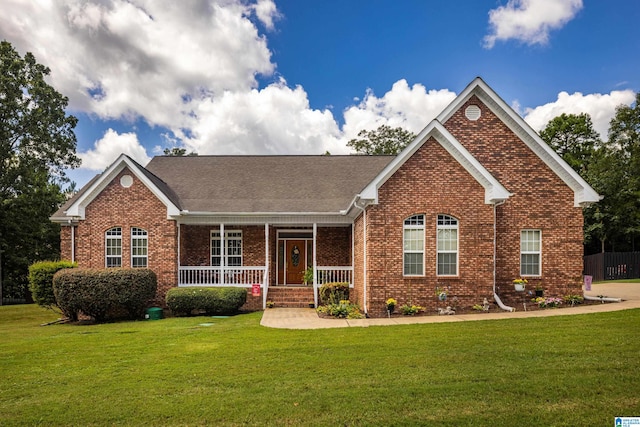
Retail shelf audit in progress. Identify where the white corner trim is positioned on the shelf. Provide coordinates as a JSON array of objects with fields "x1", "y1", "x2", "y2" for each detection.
[
  {"x1": 437, "y1": 77, "x2": 601, "y2": 207},
  {"x1": 360, "y1": 120, "x2": 511, "y2": 205},
  {"x1": 64, "y1": 154, "x2": 181, "y2": 219}
]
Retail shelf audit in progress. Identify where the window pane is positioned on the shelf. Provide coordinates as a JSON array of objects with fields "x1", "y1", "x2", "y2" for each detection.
[
  {"x1": 404, "y1": 253, "x2": 423, "y2": 275},
  {"x1": 404, "y1": 229, "x2": 424, "y2": 251},
  {"x1": 437, "y1": 253, "x2": 457, "y2": 275},
  {"x1": 521, "y1": 254, "x2": 540, "y2": 275}
]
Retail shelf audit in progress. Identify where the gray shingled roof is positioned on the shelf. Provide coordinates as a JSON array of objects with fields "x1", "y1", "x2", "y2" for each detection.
[{"x1": 145, "y1": 155, "x2": 394, "y2": 213}]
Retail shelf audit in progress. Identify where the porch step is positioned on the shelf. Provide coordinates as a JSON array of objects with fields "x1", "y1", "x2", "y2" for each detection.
[{"x1": 266, "y1": 287, "x2": 316, "y2": 308}]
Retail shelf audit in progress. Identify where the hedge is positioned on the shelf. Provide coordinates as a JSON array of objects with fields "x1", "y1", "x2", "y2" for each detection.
[
  {"x1": 166, "y1": 287, "x2": 247, "y2": 316},
  {"x1": 319, "y1": 282, "x2": 350, "y2": 306},
  {"x1": 53, "y1": 268, "x2": 157, "y2": 322},
  {"x1": 28, "y1": 260, "x2": 77, "y2": 310}
]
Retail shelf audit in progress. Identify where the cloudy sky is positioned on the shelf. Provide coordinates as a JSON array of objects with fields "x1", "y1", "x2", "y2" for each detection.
[{"x1": 2, "y1": 0, "x2": 638, "y2": 187}]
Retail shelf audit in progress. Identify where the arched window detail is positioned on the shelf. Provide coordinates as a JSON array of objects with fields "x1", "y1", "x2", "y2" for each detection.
[
  {"x1": 437, "y1": 215, "x2": 458, "y2": 276},
  {"x1": 105, "y1": 227, "x2": 122, "y2": 268},
  {"x1": 403, "y1": 214, "x2": 425, "y2": 276},
  {"x1": 131, "y1": 227, "x2": 148, "y2": 268}
]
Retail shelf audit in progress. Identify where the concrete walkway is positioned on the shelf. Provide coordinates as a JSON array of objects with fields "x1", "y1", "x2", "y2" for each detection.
[{"x1": 260, "y1": 282, "x2": 640, "y2": 329}]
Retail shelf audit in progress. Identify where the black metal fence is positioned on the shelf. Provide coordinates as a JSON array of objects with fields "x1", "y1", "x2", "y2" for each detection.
[{"x1": 583, "y1": 252, "x2": 640, "y2": 282}]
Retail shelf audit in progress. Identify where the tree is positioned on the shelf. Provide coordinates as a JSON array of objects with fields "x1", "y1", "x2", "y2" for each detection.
[
  {"x1": 539, "y1": 113, "x2": 600, "y2": 175},
  {"x1": 347, "y1": 124, "x2": 416, "y2": 155},
  {"x1": 0, "y1": 41, "x2": 80, "y2": 301},
  {"x1": 163, "y1": 147, "x2": 197, "y2": 156}
]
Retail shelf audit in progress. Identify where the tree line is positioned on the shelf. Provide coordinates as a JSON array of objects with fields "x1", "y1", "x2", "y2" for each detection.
[{"x1": 1, "y1": 40, "x2": 637, "y2": 301}]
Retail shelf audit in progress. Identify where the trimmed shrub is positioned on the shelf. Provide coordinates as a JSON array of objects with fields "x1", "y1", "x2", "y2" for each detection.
[
  {"x1": 319, "y1": 282, "x2": 349, "y2": 306},
  {"x1": 28, "y1": 260, "x2": 77, "y2": 310},
  {"x1": 53, "y1": 268, "x2": 157, "y2": 322},
  {"x1": 166, "y1": 287, "x2": 247, "y2": 316}
]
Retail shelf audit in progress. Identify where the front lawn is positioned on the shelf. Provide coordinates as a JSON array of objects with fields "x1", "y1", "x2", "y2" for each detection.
[{"x1": 1, "y1": 305, "x2": 639, "y2": 426}]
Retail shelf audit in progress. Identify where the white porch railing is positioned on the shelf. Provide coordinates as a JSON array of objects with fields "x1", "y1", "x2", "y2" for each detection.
[
  {"x1": 316, "y1": 266, "x2": 353, "y2": 287},
  {"x1": 179, "y1": 266, "x2": 266, "y2": 287}
]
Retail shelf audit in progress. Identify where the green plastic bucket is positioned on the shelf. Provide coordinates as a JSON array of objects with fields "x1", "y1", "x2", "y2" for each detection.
[{"x1": 146, "y1": 307, "x2": 163, "y2": 320}]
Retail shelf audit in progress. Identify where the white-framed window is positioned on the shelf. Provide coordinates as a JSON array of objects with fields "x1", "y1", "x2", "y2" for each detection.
[
  {"x1": 131, "y1": 227, "x2": 148, "y2": 268},
  {"x1": 403, "y1": 214, "x2": 425, "y2": 276},
  {"x1": 105, "y1": 227, "x2": 122, "y2": 268},
  {"x1": 437, "y1": 215, "x2": 458, "y2": 276},
  {"x1": 520, "y1": 229, "x2": 541, "y2": 276},
  {"x1": 211, "y1": 231, "x2": 242, "y2": 267}
]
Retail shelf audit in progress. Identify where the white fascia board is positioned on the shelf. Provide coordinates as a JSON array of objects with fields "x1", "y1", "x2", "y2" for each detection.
[
  {"x1": 64, "y1": 154, "x2": 181, "y2": 219},
  {"x1": 438, "y1": 77, "x2": 601, "y2": 207},
  {"x1": 360, "y1": 120, "x2": 510, "y2": 205}
]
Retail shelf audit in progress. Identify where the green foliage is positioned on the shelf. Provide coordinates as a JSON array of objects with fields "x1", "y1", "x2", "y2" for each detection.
[
  {"x1": 347, "y1": 124, "x2": 416, "y2": 155},
  {"x1": 162, "y1": 147, "x2": 198, "y2": 156},
  {"x1": 563, "y1": 294, "x2": 584, "y2": 306},
  {"x1": 400, "y1": 304, "x2": 424, "y2": 315},
  {"x1": 539, "y1": 113, "x2": 600, "y2": 175},
  {"x1": 165, "y1": 287, "x2": 247, "y2": 316},
  {"x1": 318, "y1": 282, "x2": 349, "y2": 305},
  {"x1": 0, "y1": 41, "x2": 80, "y2": 299},
  {"x1": 28, "y1": 260, "x2": 76, "y2": 309},
  {"x1": 302, "y1": 266, "x2": 314, "y2": 285},
  {"x1": 316, "y1": 300, "x2": 364, "y2": 319},
  {"x1": 52, "y1": 268, "x2": 157, "y2": 321}
]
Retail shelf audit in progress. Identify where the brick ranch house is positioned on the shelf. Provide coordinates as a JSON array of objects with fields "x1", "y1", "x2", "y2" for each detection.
[{"x1": 52, "y1": 78, "x2": 600, "y2": 317}]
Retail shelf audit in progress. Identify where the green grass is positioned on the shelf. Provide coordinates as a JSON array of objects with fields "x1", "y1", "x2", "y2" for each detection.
[{"x1": 1, "y1": 305, "x2": 639, "y2": 426}]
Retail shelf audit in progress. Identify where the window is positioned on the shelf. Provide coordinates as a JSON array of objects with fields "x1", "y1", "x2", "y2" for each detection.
[
  {"x1": 520, "y1": 230, "x2": 541, "y2": 276},
  {"x1": 105, "y1": 227, "x2": 122, "y2": 268},
  {"x1": 211, "y1": 231, "x2": 242, "y2": 267},
  {"x1": 131, "y1": 227, "x2": 148, "y2": 268},
  {"x1": 403, "y1": 215, "x2": 424, "y2": 276},
  {"x1": 437, "y1": 215, "x2": 458, "y2": 276}
]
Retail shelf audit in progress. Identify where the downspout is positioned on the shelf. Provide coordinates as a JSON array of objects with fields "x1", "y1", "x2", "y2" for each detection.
[
  {"x1": 583, "y1": 294, "x2": 622, "y2": 303},
  {"x1": 353, "y1": 200, "x2": 368, "y2": 316},
  {"x1": 492, "y1": 200, "x2": 515, "y2": 312}
]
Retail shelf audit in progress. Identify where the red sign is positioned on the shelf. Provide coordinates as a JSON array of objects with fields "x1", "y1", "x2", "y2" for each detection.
[{"x1": 252, "y1": 284, "x2": 261, "y2": 296}]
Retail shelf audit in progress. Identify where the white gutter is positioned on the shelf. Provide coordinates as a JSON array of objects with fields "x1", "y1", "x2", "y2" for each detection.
[
  {"x1": 492, "y1": 200, "x2": 515, "y2": 312},
  {"x1": 583, "y1": 294, "x2": 622, "y2": 303}
]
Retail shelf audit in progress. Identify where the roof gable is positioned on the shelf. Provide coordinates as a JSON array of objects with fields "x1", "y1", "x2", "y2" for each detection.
[
  {"x1": 360, "y1": 121, "x2": 511, "y2": 205},
  {"x1": 54, "y1": 154, "x2": 181, "y2": 222},
  {"x1": 438, "y1": 77, "x2": 600, "y2": 207}
]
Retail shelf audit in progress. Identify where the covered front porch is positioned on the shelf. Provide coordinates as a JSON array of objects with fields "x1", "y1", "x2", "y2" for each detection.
[{"x1": 176, "y1": 221, "x2": 354, "y2": 308}]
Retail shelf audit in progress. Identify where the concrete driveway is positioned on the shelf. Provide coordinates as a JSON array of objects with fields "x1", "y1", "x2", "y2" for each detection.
[{"x1": 261, "y1": 282, "x2": 640, "y2": 329}]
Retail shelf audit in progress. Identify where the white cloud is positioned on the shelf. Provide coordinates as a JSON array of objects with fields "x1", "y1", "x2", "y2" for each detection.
[
  {"x1": 80, "y1": 129, "x2": 151, "y2": 170},
  {"x1": 523, "y1": 90, "x2": 636, "y2": 138},
  {"x1": 484, "y1": 0, "x2": 583, "y2": 48},
  {"x1": 0, "y1": 0, "x2": 278, "y2": 128},
  {"x1": 342, "y1": 79, "x2": 456, "y2": 141}
]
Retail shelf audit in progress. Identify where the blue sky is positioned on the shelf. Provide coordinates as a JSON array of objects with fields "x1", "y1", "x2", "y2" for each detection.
[{"x1": 1, "y1": 0, "x2": 638, "y2": 188}]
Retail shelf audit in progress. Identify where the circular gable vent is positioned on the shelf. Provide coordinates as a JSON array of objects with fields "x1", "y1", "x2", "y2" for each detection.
[
  {"x1": 465, "y1": 104, "x2": 481, "y2": 121},
  {"x1": 120, "y1": 174, "x2": 133, "y2": 188}
]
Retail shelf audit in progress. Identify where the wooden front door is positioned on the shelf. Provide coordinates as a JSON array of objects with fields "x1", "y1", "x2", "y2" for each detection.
[{"x1": 285, "y1": 240, "x2": 306, "y2": 285}]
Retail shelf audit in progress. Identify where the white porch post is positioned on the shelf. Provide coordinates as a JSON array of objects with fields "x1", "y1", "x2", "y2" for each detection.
[
  {"x1": 264, "y1": 223, "x2": 269, "y2": 309},
  {"x1": 177, "y1": 223, "x2": 181, "y2": 286},
  {"x1": 70, "y1": 224, "x2": 75, "y2": 263},
  {"x1": 220, "y1": 223, "x2": 225, "y2": 286},
  {"x1": 313, "y1": 223, "x2": 318, "y2": 307}
]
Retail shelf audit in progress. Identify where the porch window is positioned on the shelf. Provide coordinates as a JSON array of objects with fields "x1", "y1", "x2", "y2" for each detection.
[
  {"x1": 437, "y1": 215, "x2": 458, "y2": 276},
  {"x1": 105, "y1": 227, "x2": 122, "y2": 268},
  {"x1": 211, "y1": 231, "x2": 242, "y2": 267},
  {"x1": 131, "y1": 227, "x2": 148, "y2": 268},
  {"x1": 403, "y1": 214, "x2": 424, "y2": 276},
  {"x1": 520, "y1": 229, "x2": 541, "y2": 276}
]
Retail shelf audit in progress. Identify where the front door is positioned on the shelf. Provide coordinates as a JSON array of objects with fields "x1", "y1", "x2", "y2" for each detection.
[{"x1": 285, "y1": 240, "x2": 306, "y2": 285}]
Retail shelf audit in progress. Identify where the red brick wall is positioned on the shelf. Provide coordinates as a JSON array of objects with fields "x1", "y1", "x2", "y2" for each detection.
[
  {"x1": 443, "y1": 96, "x2": 584, "y2": 302},
  {"x1": 363, "y1": 138, "x2": 495, "y2": 316},
  {"x1": 317, "y1": 227, "x2": 351, "y2": 266},
  {"x1": 70, "y1": 168, "x2": 178, "y2": 305}
]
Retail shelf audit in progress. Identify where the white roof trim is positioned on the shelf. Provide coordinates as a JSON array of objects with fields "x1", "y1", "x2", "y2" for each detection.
[
  {"x1": 63, "y1": 154, "x2": 181, "y2": 220},
  {"x1": 360, "y1": 120, "x2": 511, "y2": 205},
  {"x1": 438, "y1": 77, "x2": 601, "y2": 207}
]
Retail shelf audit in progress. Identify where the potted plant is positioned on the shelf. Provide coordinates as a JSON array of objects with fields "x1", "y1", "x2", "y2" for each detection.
[
  {"x1": 435, "y1": 286, "x2": 448, "y2": 301},
  {"x1": 385, "y1": 298, "x2": 397, "y2": 314},
  {"x1": 308, "y1": 301, "x2": 315, "y2": 309},
  {"x1": 266, "y1": 300, "x2": 275, "y2": 308},
  {"x1": 302, "y1": 266, "x2": 314, "y2": 286},
  {"x1": 513, "y1": 278, "x2": 527, "y2": 292},
  {"x1": 535, "y1": 284, "x2": 544, "y2": 297}
]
